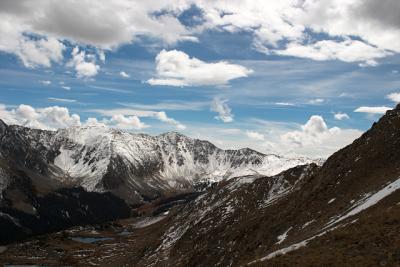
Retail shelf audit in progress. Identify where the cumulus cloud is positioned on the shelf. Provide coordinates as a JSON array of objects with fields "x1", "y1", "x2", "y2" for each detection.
[
  {"x1": 92, "y1": 108, "x2": 186, "y2": 130},
  {"x1": 354, "y1": 106, "x2": 391, "y2": 114},
  {"x1": 0, "y1": 1, "x2": 399, "y2": 68},
  {"x1": 334, "y1": 112, "x2": 350, "y2": 120},
  {"x1": 0, "y1": 8, "x2": 65, "y2": 67},
  {"x1": 109, "y1": 114, "x2": 148, "y2": 130},
  {"x1": 155, "y1": 111, "x2": 186, "y2": 130},
  {"x1": 195, "y1": 1, "x2": 398, "y2": 65},
  {"x1": 85, "y1": 117, "x2": 107, "y2": 127},
  {"x1": 297, "y1": 0, "x2": 400, "y2": 54},
  {"x1": 246, "y1": 130, "x2": 265, "y2": 141},
  {"x1": 0, "y1": 104, "x2": 153, "y2": 131},
  {"x1": 119, "y1": 71, "x2": 130, "y2": 78},
  {"x1": 386, "y1": 92, "x2": 400, "y2": 103},
  {"x1": 185, "y1": 115, "x2": 362, "y2": 158},
  {"x1": 147, "y1": 50, "x2": 252, "y2": 87},
  {"x1": 85, "y1": 116, "x2": 147, "y2": 130},
  {"x1": 0, "y1": 104, "x2": 81, "y2": 130},
  {"x1": 0, "y1": 26, "x2": 65, "y2": 68},
  {"x1": 0, "y1": 1, "x2": 196, "y2": 51},
  {"x1": 280, "y1": 115, "x2": 361, "y2": 155},
  {"x1": 211, "y1": 98, "x2": 234, "y2": 123},
  {"x1": 282, "y1": 116, "x2": 332, "y2": 147},
  {"x1": 67, "y1": 47, "x2": 100, "y2": 78}
]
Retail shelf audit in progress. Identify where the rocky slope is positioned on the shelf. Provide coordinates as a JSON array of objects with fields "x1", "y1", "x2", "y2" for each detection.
[{"x1": 127, "y1": 104, "x2": 400, "y2": 266}]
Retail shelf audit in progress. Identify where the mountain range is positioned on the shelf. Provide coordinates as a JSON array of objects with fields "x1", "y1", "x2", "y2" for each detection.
[
  {"x1": 0, "y1": 119, "x2": 313, "y2": 244},
  {"x1": 1, "y1": 105, "x2": 400, "y2": 266}
]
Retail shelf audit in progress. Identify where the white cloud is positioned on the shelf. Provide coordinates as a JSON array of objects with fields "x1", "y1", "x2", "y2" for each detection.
[
  {"x1": 0, "y1": 27, "x2": 65, "y2": 68},
  {"x1": 296, "y1": 0, "x2": 400, "y2": 53},
  {"x1": 0, "y1": 13, "x2": 65, "y2": 67},
  {"x1": 279, "y1": 115, "x2": 362, "y2": 156},
  {"x1": 334, "y1": 112, "x2": 350, "y2": 120},
  {"x1": 354, "y1": 106, "x2": 392, "y2": 114},
  {"x1": 67, "y1": 47, "x2": 99, "y2": 78},
  {"x1": 40, "y1": 80, "x2": 51, "y2": 86},
  {"x1": 386, "y1": 92, "x2": 400, "y2": 103},
  {"x1": 118, "y1": 100, "x2": 207, "y2": 111},
  {"x1": 0, "y1": 1, "x2": 196, "y2": 51},
  {"x1": 183, "y1": 116, "x2": 362, "y2": 158},
  {"x1": 274, "y1": 39, "x2": 391, "y2": 66},
  {"x1": 0, "y1": 104, "x2": 81, "y2": 130},
  {"x1": 194, "y1": 1, "x2": 399, "y2": 65},
  {"x1": 85, "y1": 117, "x2": 107, "y2": 127},
  {"x1": 98, "y1": 50, "x2": 106, "y2": 62},
  {"x1": 47, "y1": 97, "x2": 77, "y2": 103},
  {"x1": 147, "y1": 78, "x2": 186, "y2": 87},
  {"x1": 61, "y1": 86, "x2": 71, "y2": 90},
  {"x1": 0, "y1": 104, "x2": 153, "y2": 131},
  {"x1": 275, "y1": 102, "x2": 295, "y2": 106},
  {"x1": 308, "y1": 98, "x2": 324, "y2": 105},
  {"x1": 155, "y1": 111, "x2": 186, "y2": 130},
  {"x1": 119, "y1": 71, "x2": 130, "y2": 78},
  {"x1": 85, "y1": 115, "x2": 148, "y2": 130},
  {"x1": 110, "y1": 114, "x2": 148, "y2": 130},
  {"x1": 92, "y1": 108, "x2": 186, "y2": 130},
  {"x1": 147, "y1": 50, "x2": 253, "y2": 87},
  {"x1": 211, "y1": 98, "x2": 234, "y2": 123},
  {"x1": 0, "y1": 1, "x2": 399, "y2": 68},
  {"x1": 246, "y1": 130, "x2": 265, "y2": 141}
]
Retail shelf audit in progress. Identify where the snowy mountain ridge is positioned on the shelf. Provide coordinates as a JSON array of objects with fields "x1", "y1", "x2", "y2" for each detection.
[{"x1": 0, "y1": 121, "x2": 317, "y2": 204}]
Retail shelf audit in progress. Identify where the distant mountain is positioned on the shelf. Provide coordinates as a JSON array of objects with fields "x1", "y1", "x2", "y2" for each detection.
[
  {"x1": 0, "y1": 121, "x2": 313, "y2": 204},
  {"x1": 0, "y1": 119, "x2": 314, "y2": 244}
]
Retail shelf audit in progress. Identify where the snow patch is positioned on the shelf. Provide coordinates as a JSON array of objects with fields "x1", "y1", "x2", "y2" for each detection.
[
  {"x1": 133, "y1": 216, "x2": 166, "y2": 229},
  {"x1": 328, "y1": 177, "x2": 400, "y2": 227},
  {"x1": 276, "y1": 227, "x2": 292, "y2": 244}
]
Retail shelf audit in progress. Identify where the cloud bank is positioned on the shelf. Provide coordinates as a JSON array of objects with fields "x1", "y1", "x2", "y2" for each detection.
[{"x1": 1, "y1": 0, "x2": 399, "y2": 69}]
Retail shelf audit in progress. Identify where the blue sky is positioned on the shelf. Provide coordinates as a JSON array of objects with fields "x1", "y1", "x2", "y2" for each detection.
[{"x1": 0, "y1": 0, "x2": 399, "y2": 157}]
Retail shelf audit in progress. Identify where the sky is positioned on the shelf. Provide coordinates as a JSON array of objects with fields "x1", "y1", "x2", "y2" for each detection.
[{"x1": 0, "y1": 0, "x2": 399, "y2": 158}]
